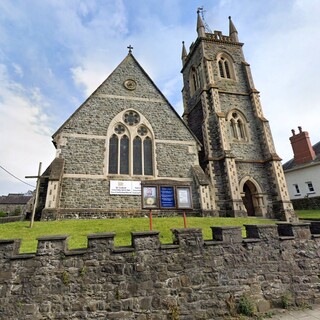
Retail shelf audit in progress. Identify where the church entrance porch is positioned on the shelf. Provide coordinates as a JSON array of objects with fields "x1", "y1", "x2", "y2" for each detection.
[{"x1": 240, "y1": 178, "x2": 267, "y2": 218}]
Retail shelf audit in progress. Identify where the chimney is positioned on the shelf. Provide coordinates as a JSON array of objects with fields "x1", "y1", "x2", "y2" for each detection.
[{"x1": 289, "y1": 126, "x2": 316, "y2": 164}]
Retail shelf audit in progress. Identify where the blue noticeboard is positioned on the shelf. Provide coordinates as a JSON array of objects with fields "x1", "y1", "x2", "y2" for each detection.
[{"x1": 160, "y1": 186, "x2": 175, "y2": 208}]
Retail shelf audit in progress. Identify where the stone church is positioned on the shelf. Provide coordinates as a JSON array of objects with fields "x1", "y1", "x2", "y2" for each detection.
[{"x1": 39, "y1": 12, "x2": 295, "y2": 221}]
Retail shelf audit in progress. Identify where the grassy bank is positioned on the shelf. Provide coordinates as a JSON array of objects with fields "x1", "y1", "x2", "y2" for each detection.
[
  {"x1": 296, "y1": 210, "x2": 320, "y2": 219},
  {"x1": 1, "y1": 210, "x2": 317, "y2": 254},
  {"x1": 0, "y1": 216, "x2": 276, "y2": 253}
]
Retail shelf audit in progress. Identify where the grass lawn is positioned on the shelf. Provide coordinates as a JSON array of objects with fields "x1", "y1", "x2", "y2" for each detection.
[
  {"x1": 1, "y1": 210, "x2": 316, "y2": 254},
  {"x1": 0, "y1": 216, "x2": 277, "y2": 253},
  {"x1": 296, "y1": 210, "x2": 320, "y2": 219}
]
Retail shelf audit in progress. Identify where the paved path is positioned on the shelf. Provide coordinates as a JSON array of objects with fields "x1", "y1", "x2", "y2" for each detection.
[{"x1": 270, "y1": 305, "x2": 320, "y2": 319}]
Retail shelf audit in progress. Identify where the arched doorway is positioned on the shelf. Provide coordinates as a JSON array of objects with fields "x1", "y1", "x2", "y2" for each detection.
[
  {"x1": 243, "y1": 182, "x2": 255, "y2": 216},
  {"x1": 239, "y1": 177, "x2": 266, "y2": 217}
]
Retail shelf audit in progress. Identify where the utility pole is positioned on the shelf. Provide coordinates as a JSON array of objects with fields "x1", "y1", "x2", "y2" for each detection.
[{"x1": 25, "y1": 162, "x2": 43, "y2": 228}]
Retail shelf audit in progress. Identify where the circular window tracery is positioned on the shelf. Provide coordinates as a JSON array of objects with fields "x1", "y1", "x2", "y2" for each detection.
[
  {"x1": 114, "y1": 124, "x2": 125, "y2": 134},
  {"x1": 137, "y1": 126, "x2": 148, "y2": 136},
  {"x1": 123, "y1": 110, "x2": 140, "y2": 126},
  {"x1": 123, "y1": 79, "x2": 137, "y2": 91}
]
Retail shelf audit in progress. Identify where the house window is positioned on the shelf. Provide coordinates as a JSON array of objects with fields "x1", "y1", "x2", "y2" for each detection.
[
  {"x1": 306, "y1": 181, "x2": 315, "y2": 194},
  {"x1": 228, "y1": 111, "x2": 248, "y2": 141},
  {"x1": 217, "y1": 54, "x2": 234, "y2": 79},
  {"x1": 293, "y1": 184, "x2": 300, "y2": 195},
  {"x1": 108, "y1": 111, "x2": 154, "y2": 176}
]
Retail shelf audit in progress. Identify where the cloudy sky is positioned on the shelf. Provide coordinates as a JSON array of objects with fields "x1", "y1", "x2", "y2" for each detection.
[{"x1": 0, "y1": 0, "x2": 319, "y2": 195}]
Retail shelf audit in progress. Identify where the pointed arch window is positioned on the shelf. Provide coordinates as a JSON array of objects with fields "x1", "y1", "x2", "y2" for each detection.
[
  {"x1": 189, "y1": 66, "x2": 200, "y2": 96},
  {"x1": 228, "y1": 111, "x2": 248, "y2": 142},
  {"x1": 144, "y1": 137, "x2": 153, "y2": 175},
  {"x1": 120, "y1": 135, "x2": 129, "y2": 174},
  {"x1": 108, "y1": 134, "x2": 119, "y2": 174},
  {"x1": 217, "y1": 54, "x2": 235, "y2": 79},
  {"x1": 133, "y1": 136, "x2": 142, "y2": 175},
  {"x1": 108, "y1": 110, "x2": 154, "y2": 176}
]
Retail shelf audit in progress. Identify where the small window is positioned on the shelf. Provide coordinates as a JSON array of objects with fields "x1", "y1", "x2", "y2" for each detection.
[
  {"x1": 218, "y1": 57, "x2": 231, "y2": 79},
  {"x1": 293, "y1": 184, "x2": 300, "y2": 195},
  {"x1": 306, "y1": 181, "x2": 315, "y2": 193},
  {"x1": 189, "y1": 66, "x2": 200, "y2": 96},
  {"x1": 228, "y1": 111, "x2": 248, "y2": 141},
  {"x1": 217, "y1": 55, "x2": 234, "y2": 79}
]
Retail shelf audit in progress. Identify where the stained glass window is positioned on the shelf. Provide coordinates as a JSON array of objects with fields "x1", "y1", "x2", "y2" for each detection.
[
  {"x1": 108, "y1": 134, "x2": 118, "y2": 174},
  {"x1": 120, "y1": 135, "x2": 129, "y2": 174},
  {"x1": 133, "y1": 136, "x2": 142, "y2": 175},
  {"x1": 108, "y1": 111, "x2": 154, "y2": 176},
  {"x1": 144, "y1": 137, "x2": 153, "y2": 175}
]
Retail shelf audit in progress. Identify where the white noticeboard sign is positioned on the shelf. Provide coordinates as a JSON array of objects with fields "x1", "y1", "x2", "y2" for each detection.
[
  {"x1": 110, "y1": 180, "x2": 141, "y2": 195},
  {"x1": 177, "y1": 187, "x2": 192, "y2": 209}
]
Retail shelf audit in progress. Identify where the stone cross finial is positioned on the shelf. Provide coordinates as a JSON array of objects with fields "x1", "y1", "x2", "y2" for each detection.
[{"x1": 127, "y1": 45, "x2": 133, "y2": 53}]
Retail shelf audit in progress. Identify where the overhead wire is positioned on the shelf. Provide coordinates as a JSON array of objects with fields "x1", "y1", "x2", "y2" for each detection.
[{"x1": 0, "y1": 165, "x2": 36, "y2": 188}]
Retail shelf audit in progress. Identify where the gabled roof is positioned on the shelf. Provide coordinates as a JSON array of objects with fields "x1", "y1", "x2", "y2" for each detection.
[
  {"x1": 283, "y1": 140, "x2": 320, "y2": 171},
  {"x1": 0, "y1": 194, "x2": 32, "y2": 205},
  {"x1": 52, "y1": 53, "x2": 200, "y2": 146}
]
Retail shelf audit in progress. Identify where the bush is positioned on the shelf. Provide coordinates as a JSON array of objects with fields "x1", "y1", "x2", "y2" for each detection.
[
  {"x1": 0, "y1": 211, "x2": 7, "y2": 217},
  {"x1": 12, "y1": 207, "x2": 22, "y2": 216},
  {"x1": 238, "y1": 295, "x2": 256, "y2": 316},
  {"x1": 281, "y1": 292, "x2": 294, "y2": 309}
]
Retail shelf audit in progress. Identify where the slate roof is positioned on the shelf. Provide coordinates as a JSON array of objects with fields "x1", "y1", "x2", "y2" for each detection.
[
  {"x1": 283, "y1": 141, "x2": 320, "y2": 171},
  {"x1": 0, "y1": 194, "x2": 33, "y2": 205},
  {"x1": 41, "y1": 158, "x2": 65, "y2": 180},
  {"x1": 192, "y1": 165, "x2": 210, "y2": 186}
]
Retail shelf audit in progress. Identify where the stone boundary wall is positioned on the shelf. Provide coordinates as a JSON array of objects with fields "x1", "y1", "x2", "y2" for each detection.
[
  {"x1": 0, "y1": 215, "x2": 23, "y2": 224},
  {"x1": 1, "y1": 223, "x2": 320, "y2": 319},
  {"x1": 292, "y1": 196, "x2": 320, "y2": 210}
]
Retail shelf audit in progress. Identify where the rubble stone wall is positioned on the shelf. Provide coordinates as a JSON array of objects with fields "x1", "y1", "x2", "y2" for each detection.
[{"x1": 1, "y1": 223, "x2": 320, "y2": 319}]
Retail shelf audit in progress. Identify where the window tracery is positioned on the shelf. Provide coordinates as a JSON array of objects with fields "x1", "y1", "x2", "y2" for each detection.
[
  {"x1": 228, "y1": 111, "x2": 248, "y2": 142},
  {"x1": 107, "y1": 110, "x2": 154, "y2": 176},
  {"x1": 217, "y1": 53, "x2": 235, "y2": 79}
]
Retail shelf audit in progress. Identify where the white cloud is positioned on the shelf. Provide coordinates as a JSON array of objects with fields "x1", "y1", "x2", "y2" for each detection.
[
  {"x1": 0, "y1": 64, "x2": 55, "y2": 195},
  {"x1": 0, "y1": 0, "x2": 320, "y2": 196},
  {"x1": 245, "y1": 0, "x2": 320, "y2": 162},
  {"x1": 12, "y1": 63, "x2": 23, "y2": 77}
]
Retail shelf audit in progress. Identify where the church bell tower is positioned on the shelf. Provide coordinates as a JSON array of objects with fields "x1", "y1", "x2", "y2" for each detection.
[{"x1": 181, "y1": 11, "x2": 296, "y2": 221}]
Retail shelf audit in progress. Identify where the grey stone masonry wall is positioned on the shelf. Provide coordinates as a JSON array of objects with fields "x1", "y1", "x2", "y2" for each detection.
[
  {"x1": 1, "y1": 223, "x2": 320, "y2": 319},
  {"x1": 61, "y1": 138, "x2": 105, "y2": 175}
]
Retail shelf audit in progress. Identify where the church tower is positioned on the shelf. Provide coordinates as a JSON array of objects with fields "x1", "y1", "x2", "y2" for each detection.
[{"x1": 181, "y1": 11, "x2": 296, "y2": 221}]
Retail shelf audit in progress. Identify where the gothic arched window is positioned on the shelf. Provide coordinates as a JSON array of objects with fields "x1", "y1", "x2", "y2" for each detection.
[
  {"x1": 228, "y1": 111, "x2": 248, "y2": 142},
  {"x1": 217, "y1": 54, "x2": 235, "y2": 79},
  {"x1": 107, "y1": 110, "x2": 154, "y2": 176},
  {"x1": 189, "y1": 66, "x2": 200, "y2": 96}
]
